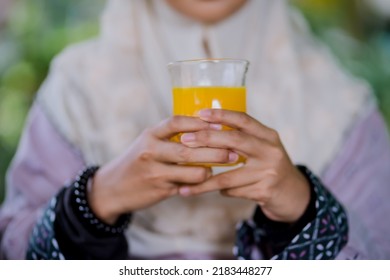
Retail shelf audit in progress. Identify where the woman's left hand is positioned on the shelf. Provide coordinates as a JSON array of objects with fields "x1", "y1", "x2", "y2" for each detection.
[{"x1": 179, "y1": 109, "x2": 311, "y2": 223}]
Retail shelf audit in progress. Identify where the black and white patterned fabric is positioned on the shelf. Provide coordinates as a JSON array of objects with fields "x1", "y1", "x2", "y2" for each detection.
[
  {"x1": 235, "y1": 166, "x2": 348, "y2": 260},
  {"x1": 26, "y1": 196, "x2": 64, "y2": 260},
  {"x1": 26, "y1": 168, "x2": 129, "y2": 260}
]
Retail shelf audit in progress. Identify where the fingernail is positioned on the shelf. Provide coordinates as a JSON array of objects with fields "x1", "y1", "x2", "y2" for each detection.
[
  {"x1": 210, "y1": 123, "x2": 222, "y2": 130},
  {"x1": 229, "y1": 152, "x2": 239, "y2": 163},
  {"x1": 198, "y1": 109, "x2": 212, "y2": 118},
  {"x1": 181, "y1": 133, "x2": 195, "y2": 142},
  {"x1": 179, "y1": 187, "x2": 191, "y2": 197}
]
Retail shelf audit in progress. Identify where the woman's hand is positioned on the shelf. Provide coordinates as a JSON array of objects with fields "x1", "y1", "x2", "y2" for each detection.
[
  {"x1": 88, "y1": 115, "x2": 237, "y2": 224},
  {"x1": 179, "y1": 109, "x2": 311, "y2": 223}
]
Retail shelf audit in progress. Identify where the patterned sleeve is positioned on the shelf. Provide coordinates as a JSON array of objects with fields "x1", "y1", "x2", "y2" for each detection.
[
  {"x1": 234, "y1": 166, "x2": 348, "y2": 260},
  {"x1": 26, "y1": 195, "x2": 65, "y2": 260},
  {"x1": 26, "y1": 167, "x2": 131, "y2": 260}
]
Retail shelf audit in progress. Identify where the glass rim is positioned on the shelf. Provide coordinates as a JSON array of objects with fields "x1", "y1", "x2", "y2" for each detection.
[{"x1": 167, "y1": 58, "x2": 249, "y2": 69}]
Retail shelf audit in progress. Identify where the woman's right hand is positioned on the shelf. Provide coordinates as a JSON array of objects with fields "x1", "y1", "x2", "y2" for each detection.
[{"x1": 87, "y1": 115, "x2": 238, "y2": 224}]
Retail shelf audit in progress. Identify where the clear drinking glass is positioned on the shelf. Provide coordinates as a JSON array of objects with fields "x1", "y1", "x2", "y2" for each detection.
[{"x1": 168, "y1": 59, "x2": 249, "y2": 166}]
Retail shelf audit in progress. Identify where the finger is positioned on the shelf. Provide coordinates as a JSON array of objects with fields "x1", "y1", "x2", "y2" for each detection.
[
  {"x1": 178, "y1": 167, "x2": 261, "y2": 196},
  {"x1": 153, "y1": 115, "x2": 211, "y2": 139},
  {"x1": 198, "y1": 109, "x2": 278, "y2": 142},
  {"x1": 165, "y1": 164, "x2": 212, "y2": 185},
  {"x1": 221, "y1": 178, "x2": 275, "y2": 206},
  {"x1": 220, "y1": 184, "x2": 259, "y2": 201},
  {"x1": 180, "y1": 129, "x2": 265, "y2": 157},
  {"x1": 156, "y1": 141, "x2": 239, "y2": 164}
]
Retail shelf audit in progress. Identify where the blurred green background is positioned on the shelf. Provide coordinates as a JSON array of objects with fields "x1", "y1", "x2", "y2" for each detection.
[{"x1": 0, "y1": 0, "x2": 389, "y2": 203}]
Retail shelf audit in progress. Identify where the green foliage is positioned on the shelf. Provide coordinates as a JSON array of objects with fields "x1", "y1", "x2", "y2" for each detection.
[
  {"x1": 292, "y1": 0, "x2": 390, "y2": 128},
  {"x1": 0, "y1": 0, "x2": 104, "y2": 202}
]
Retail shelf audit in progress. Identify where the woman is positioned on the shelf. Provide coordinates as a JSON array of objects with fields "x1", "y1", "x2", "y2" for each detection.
[{"x1": 0, "y1": 0, "x2": 389, "y2": 260}]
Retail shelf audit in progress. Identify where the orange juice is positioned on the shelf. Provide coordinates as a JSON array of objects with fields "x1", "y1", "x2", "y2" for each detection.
[
  {"x1": 172, "y1": 86, "x2": 246, "y2": 166},
  {"x1": 173, "y1": 86, "x2": 246, "y2": 116}
]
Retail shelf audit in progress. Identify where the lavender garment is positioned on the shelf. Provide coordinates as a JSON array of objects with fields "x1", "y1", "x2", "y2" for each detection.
[
  {"x1": 0, "y1": 104, "x2": 84, "y2": 259},
  {"x1": 1, "y1": 103, "x2": 390, "y2": 259},
  {"x1": 322, "y1": 111, "x2": 390, "y2": 259}
]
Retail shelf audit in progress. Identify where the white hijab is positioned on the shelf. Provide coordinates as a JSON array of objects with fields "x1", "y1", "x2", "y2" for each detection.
[{"x1": 38, "y1": 0, "x2": 373, "y2": 257}]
